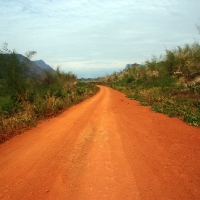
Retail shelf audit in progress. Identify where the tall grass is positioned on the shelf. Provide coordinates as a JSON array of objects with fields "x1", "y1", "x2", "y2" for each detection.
[
  {"x1": 98, "y1": 41, "x2": 200, "y2": 127},
  {"x1": 0, "y1": 44, "x2": 99, "y2": 143}
]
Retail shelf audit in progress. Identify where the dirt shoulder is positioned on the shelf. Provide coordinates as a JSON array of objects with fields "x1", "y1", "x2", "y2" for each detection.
[{"x1": 0, "y1": 86, "x2": 200, "y2": 200}]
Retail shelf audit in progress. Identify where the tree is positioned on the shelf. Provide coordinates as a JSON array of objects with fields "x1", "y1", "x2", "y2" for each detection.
[{"x1": 0, "y1": 43, "x2": 36, "y2": 98}]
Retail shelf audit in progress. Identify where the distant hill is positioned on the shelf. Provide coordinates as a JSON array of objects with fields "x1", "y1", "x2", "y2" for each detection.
[
  {"x1": 33, "y1": 60, "x2": 55, "y2": 74},
  {"x1": 16, "y1": 54, "x2": 45, "y2": 77},
  {"x1": 0, "y1": 54, "x2": 55, "y2": 77},
  {"x1": 125, "y1": 63, "x2": 145, "y2": 70},
  {"x1": 78, "y1": 78, "x2": 93, "y2": 81}
]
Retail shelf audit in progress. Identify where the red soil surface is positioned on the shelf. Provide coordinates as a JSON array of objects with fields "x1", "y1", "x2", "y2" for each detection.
[{"x1": 0, "y1": 85, "x2": 200, "y2": 200}]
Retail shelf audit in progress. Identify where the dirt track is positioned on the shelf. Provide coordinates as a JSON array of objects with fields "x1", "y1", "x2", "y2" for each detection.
[{"x1": 0, "y1": 85, "x2": 200, "y2": 200}]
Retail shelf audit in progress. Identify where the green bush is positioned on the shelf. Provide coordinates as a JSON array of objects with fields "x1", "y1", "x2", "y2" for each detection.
[{"x1": 0, "y1": 96, "x2": 15, "y2": 114}]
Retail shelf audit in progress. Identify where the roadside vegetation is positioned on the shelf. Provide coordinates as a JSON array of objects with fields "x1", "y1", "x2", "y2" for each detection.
[
  {"x1": 97, "y1": 41, "x2": 200, "y2": 127},
  {"x1": 0, "y1": 43, "x2": 99, "y2": 143}
]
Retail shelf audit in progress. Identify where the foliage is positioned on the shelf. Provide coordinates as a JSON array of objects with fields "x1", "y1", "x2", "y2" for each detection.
[
  {"x1": 98, "y1": 41, "x2": 200, "y2": 127},
  {"x1": 0, "y1": 44, "x2": 99, "y2": 143},
  {"x1": 0, "y1": 43, "x2": 37, "y2": 99}
]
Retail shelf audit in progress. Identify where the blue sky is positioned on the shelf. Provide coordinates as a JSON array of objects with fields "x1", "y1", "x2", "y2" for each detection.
[{"x1": 0, "y1": 0, "x2": 199, "y2": 78}]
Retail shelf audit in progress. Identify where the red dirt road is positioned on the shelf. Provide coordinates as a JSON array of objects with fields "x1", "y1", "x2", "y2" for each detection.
[{"x1": 0, "y1": 86, "x2": 200, "y2": 200}]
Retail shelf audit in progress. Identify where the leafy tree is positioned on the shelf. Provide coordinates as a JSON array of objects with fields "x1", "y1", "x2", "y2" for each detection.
[{"x1": 0, "y1": 43, "x2": 36, "y2": 99}]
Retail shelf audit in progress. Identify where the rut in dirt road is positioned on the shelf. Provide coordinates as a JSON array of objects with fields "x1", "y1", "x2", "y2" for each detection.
[{"x1": 0, "y1": 86, "x2": 200, "y2": 200}]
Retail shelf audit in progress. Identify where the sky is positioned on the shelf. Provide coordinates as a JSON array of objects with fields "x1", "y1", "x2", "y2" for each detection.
[{"x1": 0, "y1": 0, "x2": 200, "y2": 78}]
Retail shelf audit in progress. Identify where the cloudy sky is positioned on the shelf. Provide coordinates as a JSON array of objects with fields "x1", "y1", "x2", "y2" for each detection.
[{"x1": 0, "y1": 0, "x2": 199, "y2": 78}]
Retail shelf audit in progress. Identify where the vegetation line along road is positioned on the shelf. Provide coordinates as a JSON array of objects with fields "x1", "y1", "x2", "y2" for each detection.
[
  {"x1": 0, "y1": 43, "x2": 99, "y2": 143},
  {"x1": 96, "y1": 41, "x2": 200, "y2": 127},
  {"x1": 0, "y1": 86, "x2": 199, "y2": 199}
]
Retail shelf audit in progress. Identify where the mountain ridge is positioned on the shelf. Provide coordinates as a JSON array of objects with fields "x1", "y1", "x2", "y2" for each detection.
[
  {"x1": 15, "y1": 54, "x2": 55, "y2": 77},
  {"x1": 33, "y1": 60, "x2": 55, "y2": 74}
]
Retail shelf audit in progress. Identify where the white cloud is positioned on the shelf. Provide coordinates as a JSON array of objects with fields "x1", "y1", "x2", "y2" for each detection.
[{"x1": 0, "y1": 0, "x2": 200, "y2": 78}]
